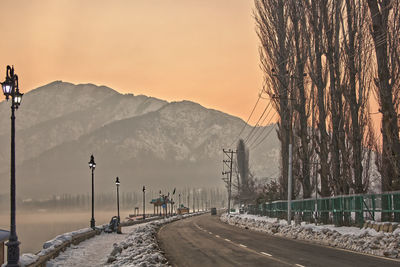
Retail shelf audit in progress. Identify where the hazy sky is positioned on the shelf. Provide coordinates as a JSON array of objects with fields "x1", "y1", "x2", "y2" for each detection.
[{"x1": 0, "y1": 0, "x2": 266, "y2": 123}]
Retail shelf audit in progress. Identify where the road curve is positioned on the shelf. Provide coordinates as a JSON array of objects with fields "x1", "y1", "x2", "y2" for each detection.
[{"x1": 157, "y1": 213, "x2": 400, "y2": 267}]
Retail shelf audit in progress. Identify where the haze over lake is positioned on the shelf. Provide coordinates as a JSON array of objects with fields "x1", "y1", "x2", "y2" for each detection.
[{"x1": 0, "y1": 209, "x2": 134, "y2": 254}]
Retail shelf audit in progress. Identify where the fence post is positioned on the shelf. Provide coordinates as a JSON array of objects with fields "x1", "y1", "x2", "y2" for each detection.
[
  {"x1": 372, "y1": 195, "x2": 376, "y2": 221},
  {"x1": 356, "y1": 195, "x2": 364, "y2": 227},
  {"x1": 394, "y1": 192, "x2": 400, "y2": 222}
]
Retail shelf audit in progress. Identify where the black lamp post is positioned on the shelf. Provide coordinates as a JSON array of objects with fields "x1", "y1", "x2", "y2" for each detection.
[
  {"x1": 159, "y1": 190, "x2": 162, "y2": 216},
  {"x1": 115, "y1": 177, "x2": 120, "y2": 223},
  {"x1": 2, "y1": 65, "x2": 23, "y2": 267},
  {"x1": 167, "y1": 192, "x2": 170, "y2": 217},
  {"x1": 88, "y1": 155, "x2": 96, "y2": 229},
  {"x1": 142, "y1": 186, "x2": 145, "y2": 219}
]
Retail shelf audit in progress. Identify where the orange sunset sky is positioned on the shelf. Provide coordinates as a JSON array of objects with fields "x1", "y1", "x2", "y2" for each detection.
[
  {"x1": 0, "y1": 0, "x2": 383, "y2": 131},
  {"x1": 0, "y1": 0, "x2": 266, "y2": 124}
]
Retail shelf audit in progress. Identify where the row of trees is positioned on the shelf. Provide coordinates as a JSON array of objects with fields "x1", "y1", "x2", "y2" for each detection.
[
  {"x1": 0, "y1": 187, "x2": 227, "y2": 212},
  {"x1": 253, "y1": 0, "x2": 400, "y2": 212}
]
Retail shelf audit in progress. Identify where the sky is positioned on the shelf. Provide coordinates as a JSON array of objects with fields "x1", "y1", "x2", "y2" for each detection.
[{"x1": 0, "y1": 0, "x2": 266, "y2": 123}]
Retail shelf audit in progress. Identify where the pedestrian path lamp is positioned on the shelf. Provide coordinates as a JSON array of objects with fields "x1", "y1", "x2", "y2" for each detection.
[
  {"x1": 2, "y1": 65, "x2": 23, "y2": 267},
  {"x1": 115, "y1": 177, "x2": 121, "y2": 223},
  {"x1": 142, "y1": 186, "x2": 146, "y2": 219},
  {"x1": 88, "y1": 155, "x2": 96, "y2": 229}
]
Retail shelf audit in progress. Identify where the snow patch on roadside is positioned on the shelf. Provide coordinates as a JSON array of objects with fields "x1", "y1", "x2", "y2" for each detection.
[
  {"x1": 107, "y1": 213, "x2": 205, "y2": 267},
  {"x1": 221, "y1": 213, "x2": 400, "y2": 259}
]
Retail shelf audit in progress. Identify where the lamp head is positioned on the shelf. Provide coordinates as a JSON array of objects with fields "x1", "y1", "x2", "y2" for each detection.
[
  {"x1": 2, "y1": 65, "x2": 15, "y2": 100},
  {"x1": 13, "y1": 90, "x2": 23, "y2": 108},
  {"x1": 2, "y1": 79, "x2": 12, "y2": 99},
  {"x1": 89, "y1": 154, "x2": 96, "y2": 169}
]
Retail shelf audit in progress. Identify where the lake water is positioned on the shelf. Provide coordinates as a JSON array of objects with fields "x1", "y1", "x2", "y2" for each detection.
[{"x1": 0, "y1": 209, "x2": 137, "y2": 255}]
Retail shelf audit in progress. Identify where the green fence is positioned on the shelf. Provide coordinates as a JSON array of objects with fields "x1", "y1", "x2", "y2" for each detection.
[{"x1": 248, "y1": 191, "x2": 400, "y2": 226}]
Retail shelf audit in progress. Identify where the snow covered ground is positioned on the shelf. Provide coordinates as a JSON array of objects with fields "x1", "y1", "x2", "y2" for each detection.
[
  {"x1": 44, "y1": 223, "x2": 140, "y2": 267},
  {"x1": 25, "y1": 213, "x2": 204, "y2": 267},
  {"x1": 19, "y1": 226, "x2": 108, "y2": 266},
  {"x1": 107, "y1": 213, "x2": 204, "y2": 267},
  {"x1": 221, "y1": 213, "x2": 400, "y2": 259}
]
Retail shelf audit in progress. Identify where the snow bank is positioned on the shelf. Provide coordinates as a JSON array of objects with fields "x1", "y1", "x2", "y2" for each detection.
[
  {"x1": 19, "y1": 224, "x2": 108, "y2": 267},
  {"x1": 39, "y1": 227, "x2": 100, "y2": 256},
  {"x1": 107, "y1": 212, "x2": 205, "y2": 267},
  {"x1": 221, "y1": 213, "x2": 400, "y2": 259},
  {"x1": 18, "y1": 253, "x2": 39, "y2": 267}
]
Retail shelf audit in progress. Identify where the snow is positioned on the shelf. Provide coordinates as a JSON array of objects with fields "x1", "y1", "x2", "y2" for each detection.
[
  {"x1": 45, "y1": 212, "x2": 205, "y2": 267},
  {"x1": 221, "y1": 213, "x2": 400, "y2": 259},
  {"x1": 40, "y1": 227, "x2": 100, "y2": 256},
  {"x1": 108, "y1": 213, "x2": 204, "y2": 267},
  {"x1": 46, "y1": 224, "x2": 140, "y2": 267},
  {"x1": 18, "y1": 254, "x2": 39, "y2": 267},
  {"x1": 19, "y1": 225, "x2": 107, "y2": 266}
]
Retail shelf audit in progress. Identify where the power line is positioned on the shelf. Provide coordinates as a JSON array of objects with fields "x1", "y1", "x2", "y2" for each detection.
[
  {"x1": 248, "y1": 113, "x2": 278, "y2": 150},
  {"x1": 245, "y1": 101, "x2": 274, "y2": 146},
  {"x1": 229, "y1": 94, "x2": 262, "y2": 148},
  {"x1": 243, "y1": 101, "x2": 272, "y2": 144},
  {"x1": 250, "y1": 122, "x2": 278, "y2": 150}
]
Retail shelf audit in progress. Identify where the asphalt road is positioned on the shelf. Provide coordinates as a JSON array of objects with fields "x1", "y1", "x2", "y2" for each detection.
[{"x1": 157, "y1": 213, "x2": 400, "y2": 267}]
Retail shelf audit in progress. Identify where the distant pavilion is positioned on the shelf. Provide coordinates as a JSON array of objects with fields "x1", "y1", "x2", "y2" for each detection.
[{"x1": 150, "y1": 196, "x2": 173, "y2": 216}]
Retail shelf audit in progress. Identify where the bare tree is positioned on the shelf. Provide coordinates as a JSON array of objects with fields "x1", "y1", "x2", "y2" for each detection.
[
  {"x1": 367, "y1": 0, "x2": 400, "y2": 221},
  {"x1": 237, "y1": 139, "x2": 251, "y2": 203},
  {"x1": 341, "y1": 0, "x2": 373, "y2": 196},
  {"x1": 254, "y1": 0, "x2": 292, "y2": 200},
  {"x1": 288, "y1": 0, "x2": 313, "y2": 199},
  {"x1": 304, "y1": 0, "x2": 331, "y2": 202}
]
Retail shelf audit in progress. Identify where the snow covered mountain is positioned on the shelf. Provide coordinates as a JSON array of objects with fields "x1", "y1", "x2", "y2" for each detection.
[{"x1": 0, "y1": 82, "x2": 279, "y2": 198}]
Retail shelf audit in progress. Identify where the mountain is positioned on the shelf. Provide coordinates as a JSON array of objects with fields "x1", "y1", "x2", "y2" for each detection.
[
  {"x1": 0, "y1": 82, "x2": 279, "y2": 198},
  {"x1": 0, "y1": 81, "x2": 167, "y2": 174}
]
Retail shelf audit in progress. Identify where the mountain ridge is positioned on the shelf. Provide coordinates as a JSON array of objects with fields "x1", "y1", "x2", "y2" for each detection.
[{"x1": 0, "y1": 81, "x2": 279, "y2": 198}]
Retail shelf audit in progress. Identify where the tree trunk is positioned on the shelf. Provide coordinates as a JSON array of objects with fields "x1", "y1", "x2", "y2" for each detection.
[{"x1": 367, "y1": 0, "x2": 400, "y2": 221}]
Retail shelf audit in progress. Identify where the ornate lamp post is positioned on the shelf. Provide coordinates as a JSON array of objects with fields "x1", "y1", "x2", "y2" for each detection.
[
  {"x1": 115, "y1": 177, "x2": 120, "y2": 223},
  {"x1": 159, "y1": 190, "x2": 162, "y2": 216},
  {"x1": 88, "y1": 155, "x2": 96, "y2": 229},
  {"x1": 2, "y1": 65, "x2": 23, "y2": 267},
  {"x1": 142, "y1": 186, "x2": 145, "y2": 219}
]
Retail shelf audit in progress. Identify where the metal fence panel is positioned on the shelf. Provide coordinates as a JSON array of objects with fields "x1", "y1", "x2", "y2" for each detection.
[{"x1": 246, "y1": 191, "x2": 400, "y2": 226}]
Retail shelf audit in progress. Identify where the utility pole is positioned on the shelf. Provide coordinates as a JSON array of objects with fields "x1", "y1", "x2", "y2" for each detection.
[
  {"x1": 272, "y1": 93, "x2": 296, "y2": 225},
  {"x1": 223, "y1": 149, "x2": 236, "y2": 214}
]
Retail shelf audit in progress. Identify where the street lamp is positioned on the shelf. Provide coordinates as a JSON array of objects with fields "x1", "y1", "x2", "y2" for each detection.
[
  {"x1": 167, "y1": 192, "x2": 170, "y2": 217},
  {"x1": 115, "y1": 177, "x2": 120, "y2": 223},
  {"x1": 88, "y1": 155, "x2": 96, "y2": 229},
  {"x1": 142, "y1": 186, "x2": 146, "y2": 220},
  {"x1": 159, "y1": 190, "x2": 162, "y2": 216},
  {"x1": 2, "y1": 65, "x2": 23, "y2": 267}
]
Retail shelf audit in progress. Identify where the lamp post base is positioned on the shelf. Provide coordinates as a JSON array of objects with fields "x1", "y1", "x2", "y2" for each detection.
[
  {"x1": 6, "y1": 239, "x2": 20, "y2": 267},
  {"x1": 90, "y1": 218, "x2": 96, "y2": 229}
]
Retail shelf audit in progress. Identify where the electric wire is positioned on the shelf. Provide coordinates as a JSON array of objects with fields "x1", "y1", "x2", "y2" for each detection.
[{"x1": 244, "y1": 101, "x2": 274, "y2": 146}]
